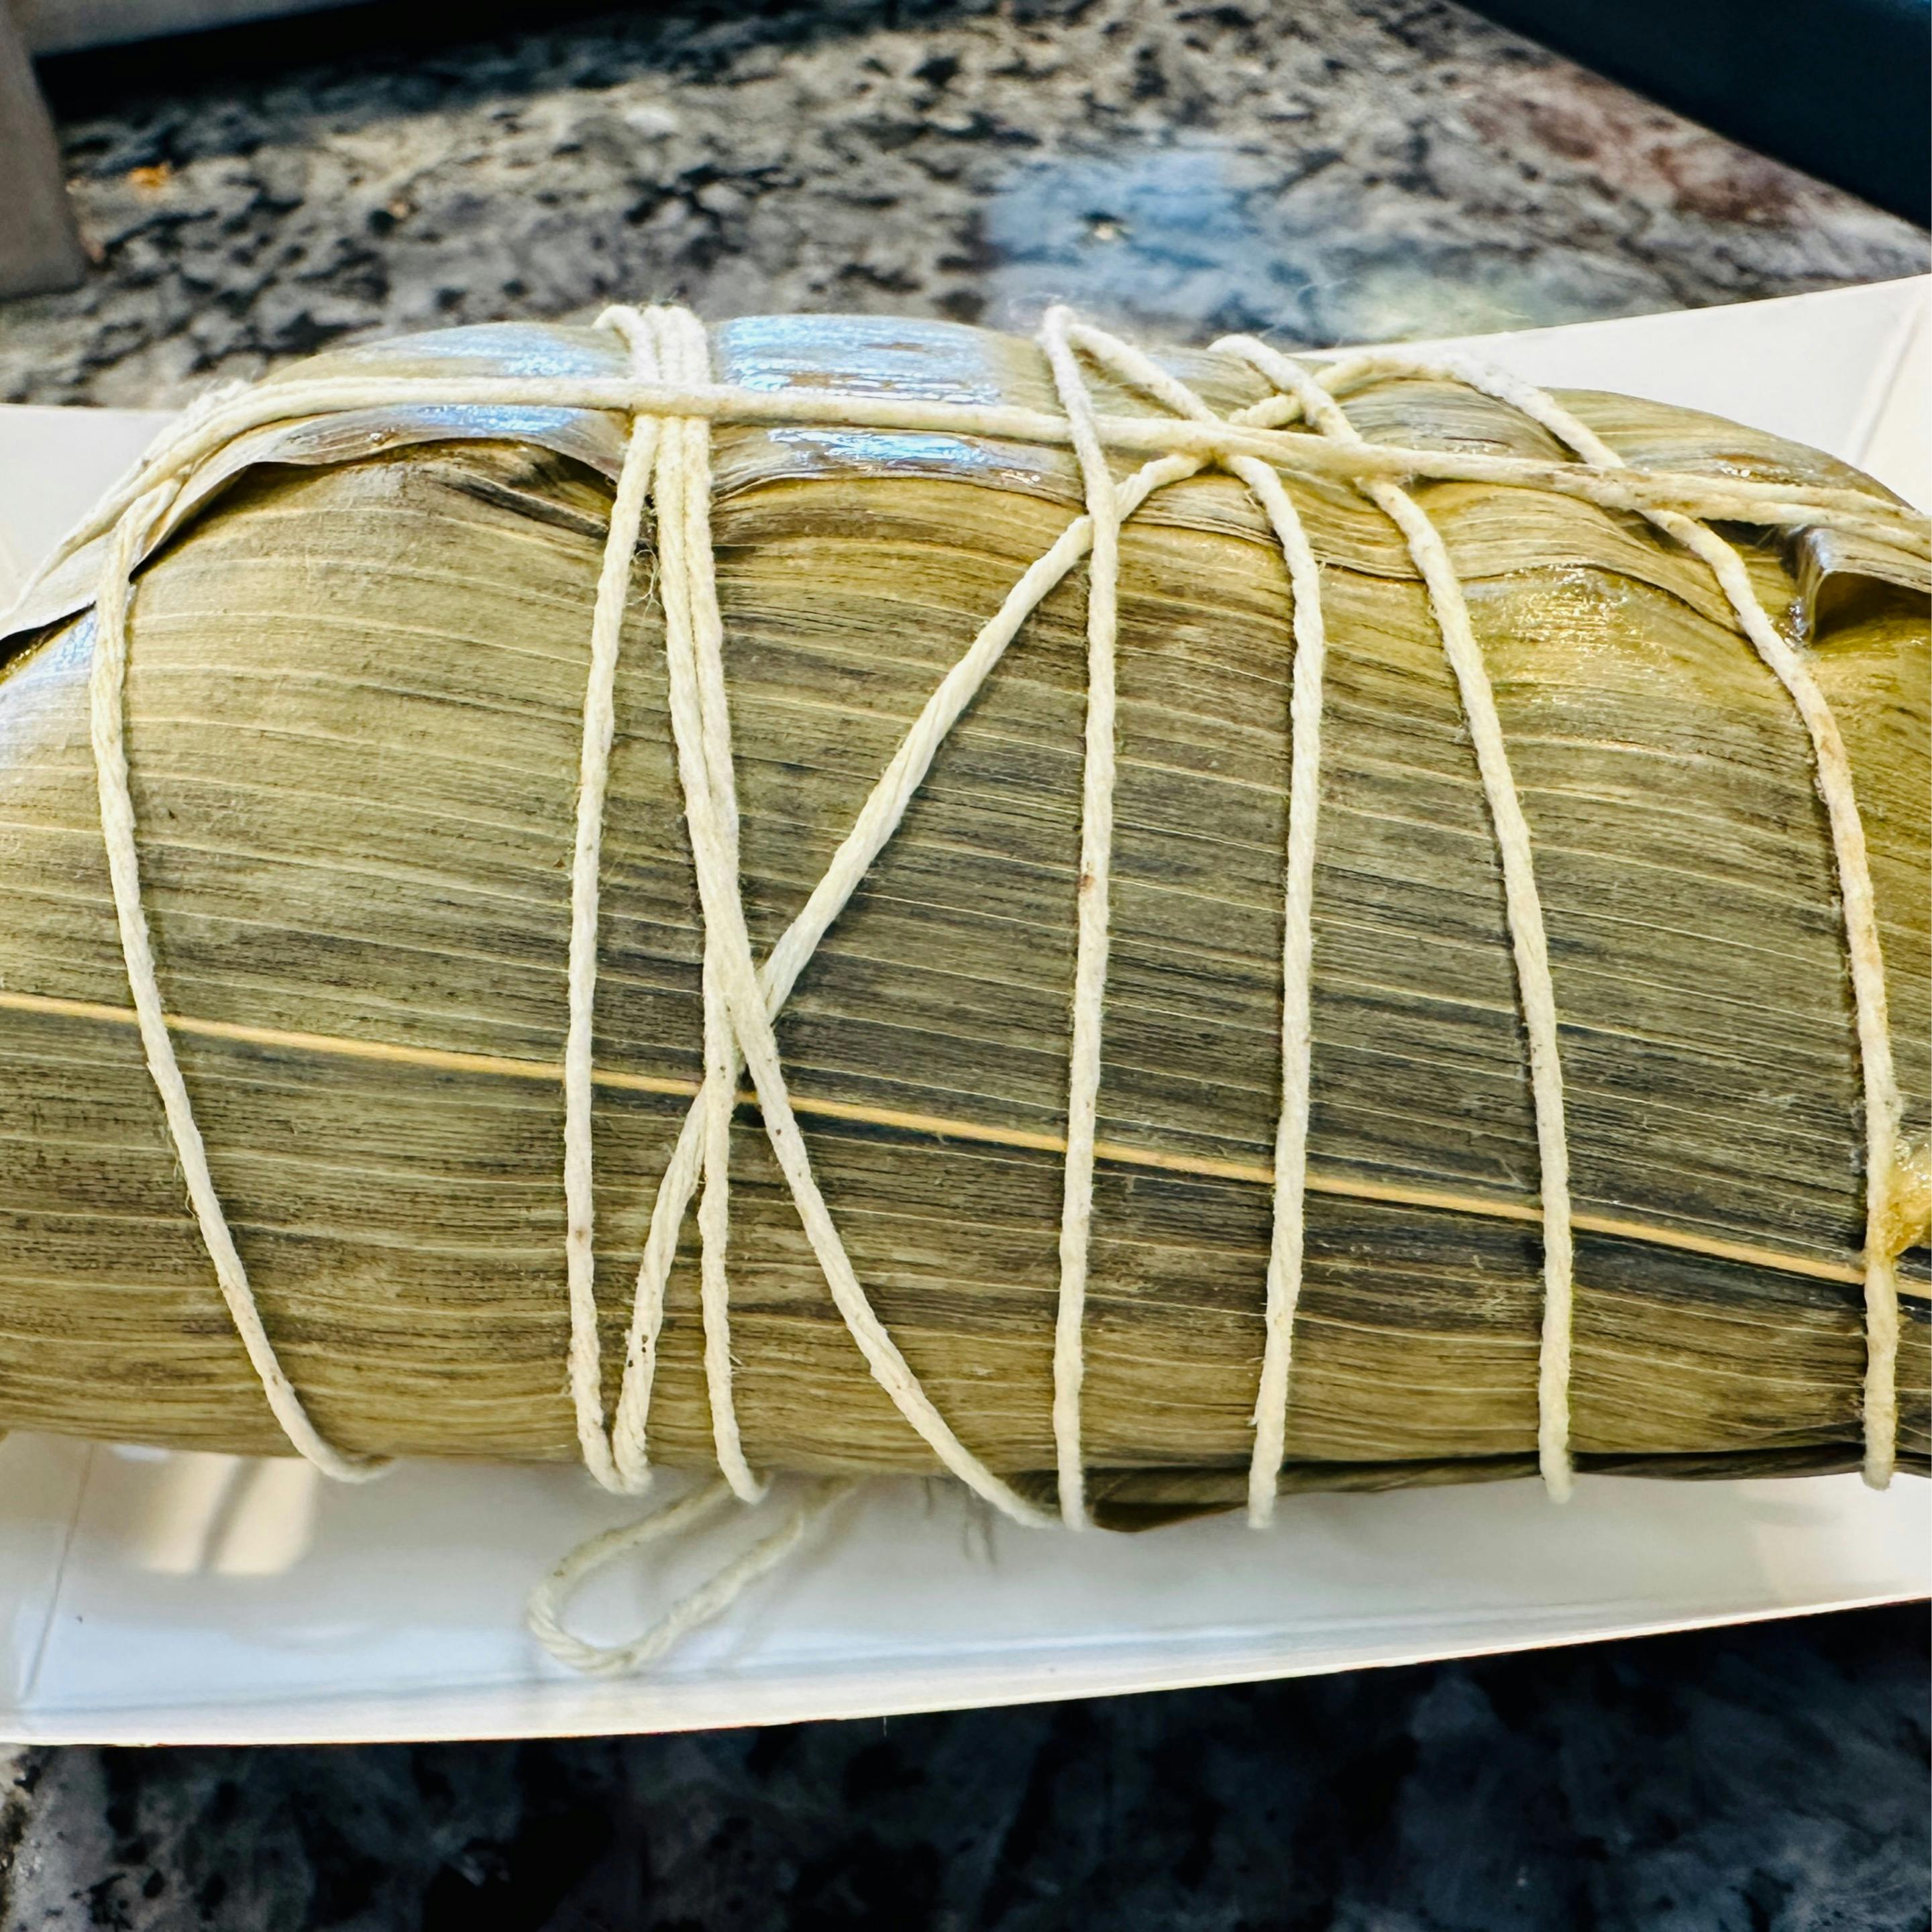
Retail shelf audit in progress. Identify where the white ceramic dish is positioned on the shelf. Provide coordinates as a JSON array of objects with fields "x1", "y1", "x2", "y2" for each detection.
[{"x1": 1, "y1": 278, "x2": 1927, "y2": 1745}]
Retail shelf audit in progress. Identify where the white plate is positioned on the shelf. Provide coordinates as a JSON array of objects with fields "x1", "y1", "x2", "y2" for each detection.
[{"x1": 2, "y1": 278, "x2": 1927, "y2": 1745}]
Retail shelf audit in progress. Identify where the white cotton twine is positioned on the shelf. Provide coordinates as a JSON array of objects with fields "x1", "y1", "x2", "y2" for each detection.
[{"x1": 68, "y1": 303, "x2": 1913, "y2": 1673}]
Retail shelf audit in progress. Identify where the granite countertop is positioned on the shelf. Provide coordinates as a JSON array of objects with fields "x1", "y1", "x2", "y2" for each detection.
[
  {"x1": 1, "y1": 0, "x2": 1925, "y2": 406},
  {"x1": 3, "y1": 1608, "x2": 1927, "y2": 1929},
  {"x1": 0, "y1": 1, "x2": 1927, "y2": 1925}
]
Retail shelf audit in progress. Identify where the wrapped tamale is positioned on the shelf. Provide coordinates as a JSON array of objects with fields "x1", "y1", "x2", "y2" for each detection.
[{"x1": 0, "y1": 311, "x2": 1925, "y2": 1528}]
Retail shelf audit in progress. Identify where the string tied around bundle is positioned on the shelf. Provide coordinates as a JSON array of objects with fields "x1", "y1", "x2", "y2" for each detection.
[{"x1": 63, "y1": 301, "x2": 1914, "y2": 1675}]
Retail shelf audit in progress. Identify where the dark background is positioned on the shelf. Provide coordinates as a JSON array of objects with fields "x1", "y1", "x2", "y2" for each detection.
[
  {"x1": 7, "y1": 1608, "x2": 1928, "y2": 1929},
  {"x1": 1463, "y1": 0, "x2": 1930, "y2": 225}
]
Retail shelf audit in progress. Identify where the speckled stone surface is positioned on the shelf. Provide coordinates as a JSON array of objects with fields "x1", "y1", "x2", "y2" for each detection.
[
  {"x1": 0, "y1": 1, "x2": 1927, "y2": 1925},
  {"x1": 3, "y1": 1609, "x2": 1927, "y2": 1929},
  {"x1": 0, "y1": 0, "x2": 1925, "y2": 406}
]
